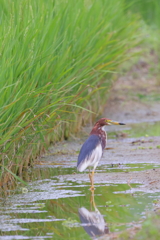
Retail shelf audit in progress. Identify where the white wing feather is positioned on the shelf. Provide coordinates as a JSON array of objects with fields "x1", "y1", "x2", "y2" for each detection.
[{"x1": 78, "y1": 143, "x2": 102, "y2": 172}]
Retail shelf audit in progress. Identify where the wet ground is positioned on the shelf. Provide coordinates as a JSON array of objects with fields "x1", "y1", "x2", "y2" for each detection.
[
  {"x1": 0, "y1": 120, "x2": 159, "y2": 240},
  {"x1": 0, "y1": 60, "x2": 160, "y2": 239}
]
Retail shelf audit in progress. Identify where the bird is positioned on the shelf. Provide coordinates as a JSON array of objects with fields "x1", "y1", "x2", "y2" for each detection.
[
  {"x1": 77, "y1": 118, "x2": 125, "y2": 190},
  {"x1": 78, "y1": 206, "x2": 109, "y2": 237},
  {"x1": 78, "y1": 190, "x2": 109, "y2": 237}
]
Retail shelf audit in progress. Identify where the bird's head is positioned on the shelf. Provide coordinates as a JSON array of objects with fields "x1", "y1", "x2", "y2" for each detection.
[{"x1": 95, "y1": 118, "x2": 125, "y2": 127}]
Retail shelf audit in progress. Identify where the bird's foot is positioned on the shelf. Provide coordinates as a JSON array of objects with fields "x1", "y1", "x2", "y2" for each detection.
[{"x1": 90, "y1": 185, "x2": 95, "y2": 191}]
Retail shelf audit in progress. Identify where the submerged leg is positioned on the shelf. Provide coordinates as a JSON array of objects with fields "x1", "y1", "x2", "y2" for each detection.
[
  {"x1": 90, "y1": 188, "x2": 96, "y2": 210},
  {"x1": 127, "y1": 177, "x2": 132, "y2": 189}
]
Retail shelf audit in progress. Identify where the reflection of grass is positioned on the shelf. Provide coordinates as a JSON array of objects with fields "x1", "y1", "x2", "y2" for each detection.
[
  {"x1": 119, "y1": 214, "x2": 160, "y2": 240},
  {"x1": 135, "y1": 215, "x2": 160, "y2": 240},
  {"x1": 62, "y1": 218, "x2": 78, "y2": 229},
  {"x1": 98, "y1": 163, "x2": 159, "y2": 173},
  {"x1": 138, "y1": 146, "x2": 146, "y2": 150}
]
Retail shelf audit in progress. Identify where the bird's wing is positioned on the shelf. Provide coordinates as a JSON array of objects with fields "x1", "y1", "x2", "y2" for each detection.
[
  {"x1": 77, "y1": 135, "x2": 102, "y2": 172},
  {"x1": 78, "y1": 207, "x2": 108, "y2": 237}
]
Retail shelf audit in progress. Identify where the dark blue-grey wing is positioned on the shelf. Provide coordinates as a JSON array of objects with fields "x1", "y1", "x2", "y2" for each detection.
[
  {"x1": 77, "y1": 135, "x2": 102, "y2": 172},
  {"x1": 78, "y1": 207, "x2": 109, "y2": 237}
]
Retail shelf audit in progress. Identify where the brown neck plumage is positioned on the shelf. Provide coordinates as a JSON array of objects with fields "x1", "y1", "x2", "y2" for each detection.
[{"x1": 90, "y1": 123, "x2": 107, "y2": 150}]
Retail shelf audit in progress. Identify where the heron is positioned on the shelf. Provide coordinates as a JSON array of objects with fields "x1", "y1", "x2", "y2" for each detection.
[
  {"x1": 78, "y1": 190, "x2": 109, "y2": 237},
  {"x1": 77, "y1": 118, "x2": 125, "y2": 190},
  {"x1": 78, "y1": 205, "x2": 109, "y2": 237}
]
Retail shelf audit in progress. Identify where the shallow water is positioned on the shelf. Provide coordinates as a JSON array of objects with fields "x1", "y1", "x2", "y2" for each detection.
[
  {"x1": 0, "y1": 177, "x2": 159, "y2": 240},
  {"x1": 0, "y1": 121, "x2": 160, "y2": 239}
]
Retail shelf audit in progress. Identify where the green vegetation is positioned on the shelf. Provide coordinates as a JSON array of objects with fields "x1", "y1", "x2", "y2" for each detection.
[
  {"x1": 127, "y1": 0, "x2": 160, "y2": 28},
  {"x1": 127, "y1": 0, "x2": 160, "y2": 54},
  {"x1": 118, "y1": 213, "x2": 160, "y2": 240},
  {"x1": 127, "y1": 0, "x2": 160, "y2": 82},
  {"x1": 0, "y1": 0, "x2": 140, "y2": 183},
  {"x1": 133, "y1": 214, "x2": 160, "y2": 240}
]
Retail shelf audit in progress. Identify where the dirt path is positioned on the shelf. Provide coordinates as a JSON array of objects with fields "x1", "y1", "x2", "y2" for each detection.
[{"x1": 104, "y1": 58, "x2": 160, "y2": 123}]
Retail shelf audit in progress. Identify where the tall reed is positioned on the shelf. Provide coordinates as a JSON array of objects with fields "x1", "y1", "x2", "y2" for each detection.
[{"x1": 127, "y1": 0, "x2": 160, "y2": 27}]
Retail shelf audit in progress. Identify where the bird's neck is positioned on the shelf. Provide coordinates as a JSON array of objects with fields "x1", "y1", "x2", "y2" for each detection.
[{"x1": 90, "y1": 126, "x2": 107, "y2": 150}]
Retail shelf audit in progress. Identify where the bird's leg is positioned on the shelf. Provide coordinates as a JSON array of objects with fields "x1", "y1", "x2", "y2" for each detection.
[
  {"x1": 90, "y1": 170, "x2": 95, "y2": 191},
  {"x1": 127, "y1": 177, "x2": 132, "y2": 189},
  {"x1": 90, "y1": 187, "x2": 94, "y2": 210},
  {"x1": 90, "y1": 189, "x2": 96, "y2": 210},
  {"x1": 89, "y1": 168, "x2": 93, "y2": 187},
  {"x1": 89, "y1": 169, "x2": 92, "y2": 184}
]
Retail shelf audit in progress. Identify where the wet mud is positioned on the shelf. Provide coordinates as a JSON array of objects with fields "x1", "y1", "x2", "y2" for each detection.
[{"x1": 56, "y1": 136, "x2": 160, "y2": 193}]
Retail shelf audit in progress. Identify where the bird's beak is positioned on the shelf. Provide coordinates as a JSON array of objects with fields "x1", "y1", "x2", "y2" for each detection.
[{"x1": 106, "y1": 120, "x2": 125, "y2": 125}]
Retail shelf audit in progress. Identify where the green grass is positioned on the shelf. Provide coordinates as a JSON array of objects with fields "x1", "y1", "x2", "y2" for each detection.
[
  {"x1": 127, "y1": 0, "x2": 160, "y2": 52},
  {"x1": 0, "y1": 0, "x2": 140, "y2": 183},
  {"x1": 127, "y1": 0, "x2": 160, "y2": 28},
  {"x1": 119, "y1": 213, "x2": 160, "y2": 240},
  {"x1": 126, "y1": 0, "x2": 160, "y2": 85},
  {"x1": 134, "y1": 214, "x2": 160, "y2": 240}
]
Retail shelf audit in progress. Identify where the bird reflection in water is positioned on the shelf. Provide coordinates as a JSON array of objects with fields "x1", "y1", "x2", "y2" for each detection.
[{"x1": 78, "y1": 190, "x2": 109, "y2": 238}]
